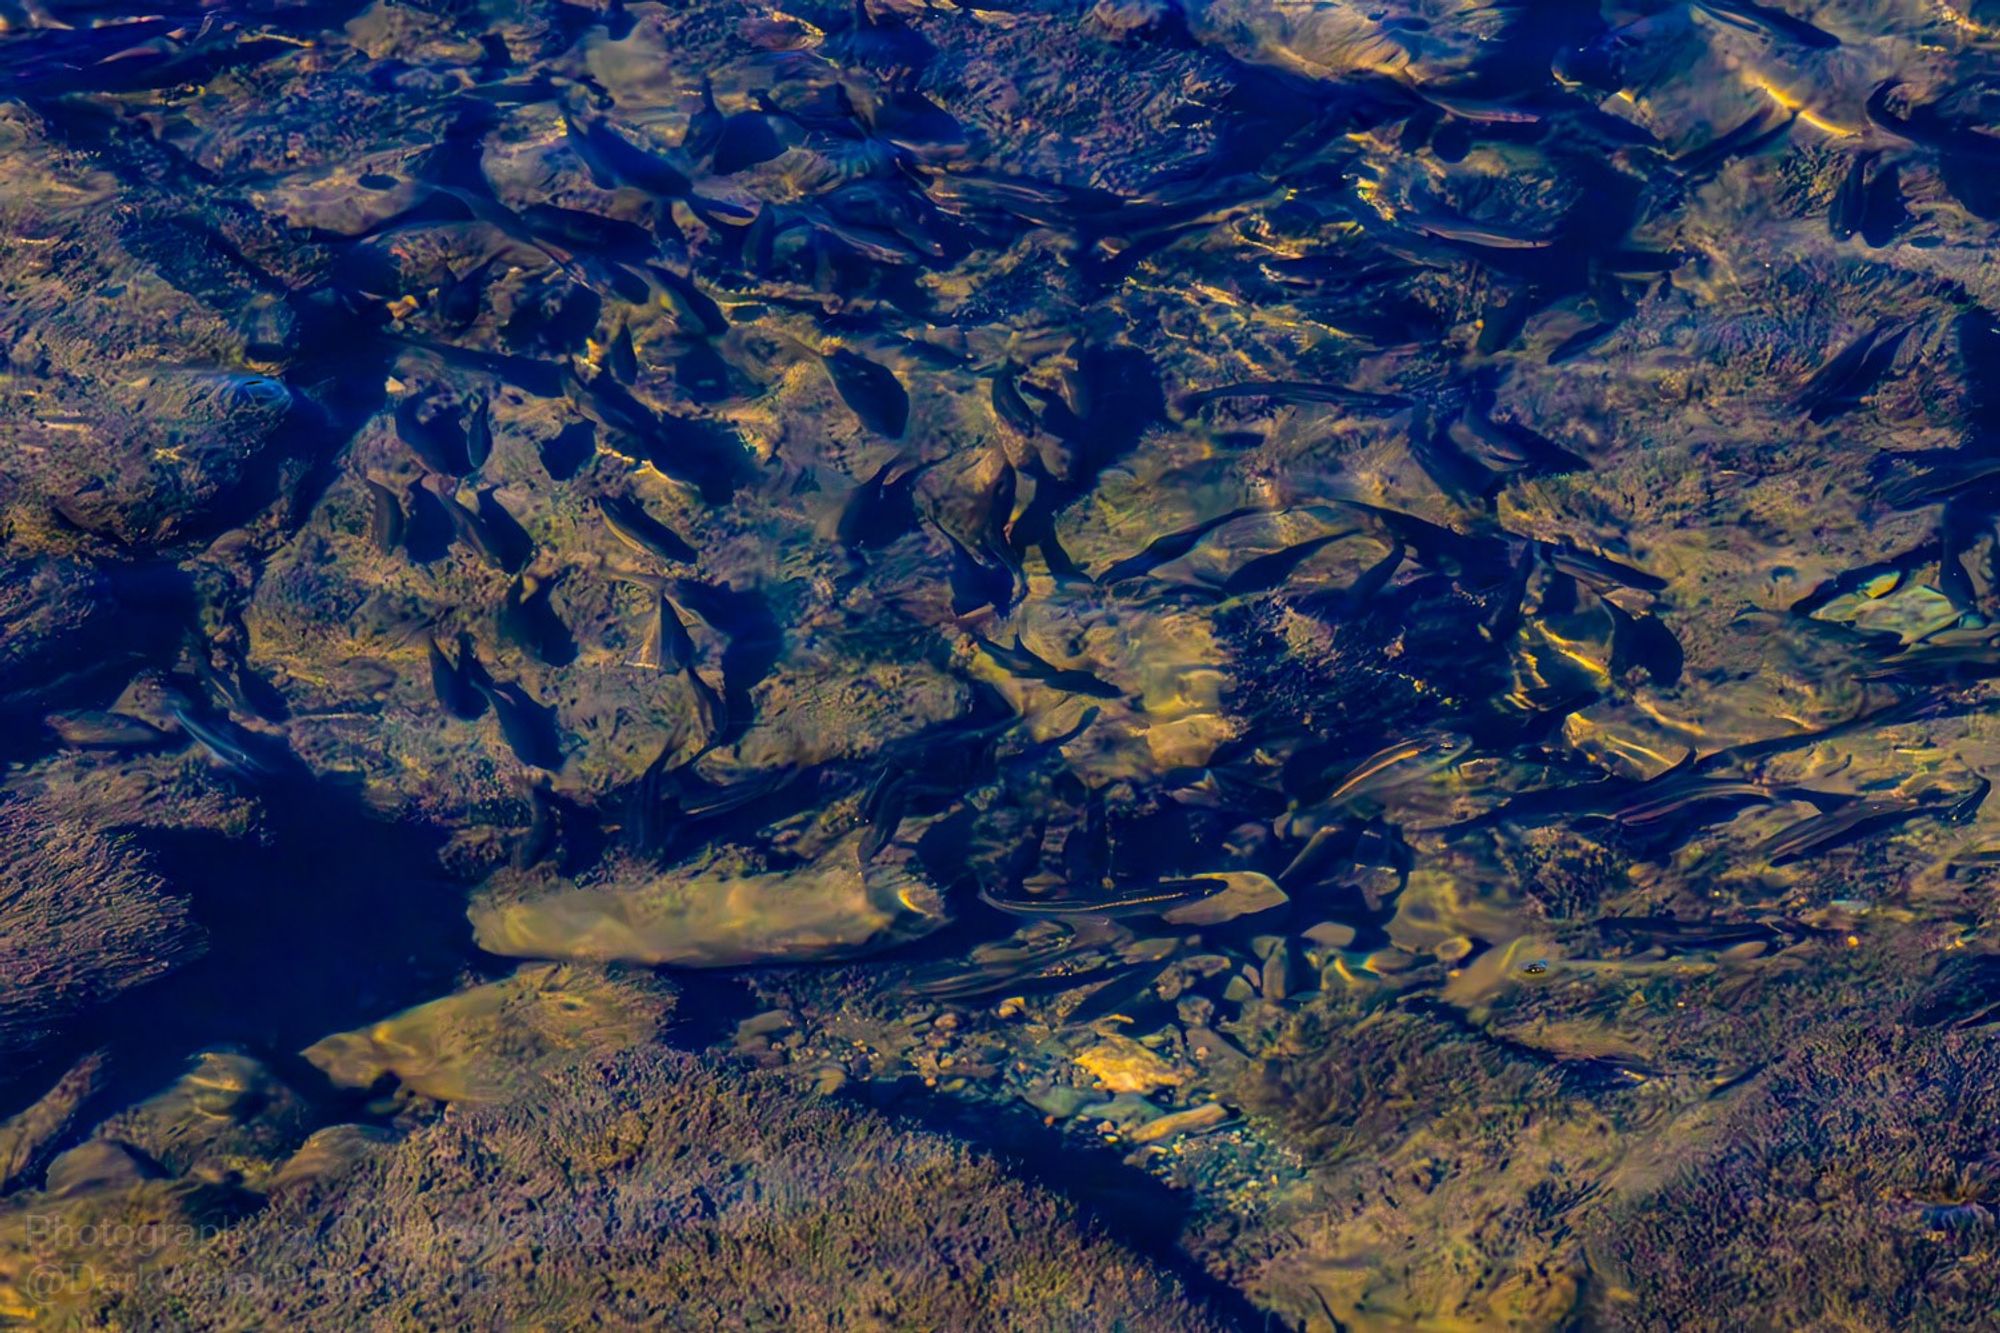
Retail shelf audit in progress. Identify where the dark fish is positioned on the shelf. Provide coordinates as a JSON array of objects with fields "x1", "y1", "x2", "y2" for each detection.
[
  {"x1": 1831, "y1": 154, "x2": 1907, "y2": 248},
  {"x1": 363, "y1": 478, "x2": 405, "y2": 555},
  {"x1": 629, "y1": 589, "x2": 697, "y2": 672},
  {"x1": 402, "y1": 480, "x2": 456, "y2": 563},
  {"x1": 1940, "y1": 496, "x2": 1984, "y2": 615},
  {"x1": 562, "y1": 106, "x2": 695, "y2": 199},
  {"x1": 647, "y1": 266, "x2": 728, "y2": 337},
  {"x1": 464, "y1": 393, "x2": 493, "y2": 471},
  {"x1": 474, "y1": 674, "x2": 563, "y2": 771},
  {"x1": 519, "y1": 203, "x2": 659, "y2": 262},
  {"x1": 1180, "y1": 380, "x2": 1412, "y2": 414},
  {"x1": 568, "y1": 373, "x2": 752, "y2": 503},
  {"x1": 606, "y1": 323, "x2": 640, "y2": 385},
  {"x1": 1097, "y1": 507, "x2": 1258, "y2": 585},
  {"x1": 394, "y1": 393, "x2": 473, "y2": 475},
  {"x1": 432, "y1": 483, "x2": 507, "y2": 571},
  {"x1": 497, "y1": 574, "x2": 576, "y2": 667},
  {"x1": 684, "y1": 665, "x2": 726, "y2": 741},
  {"x1": 1795, "y1": 320, "x2": 1910, "y2": 423},
  {"x1": 540, "y1": 422, "x2": 596, "y2": 482},
  {"x1": 979, "y1": 878, "x2": 1226, "y2": 920},
  {"x1": 675, "y1": 342, "x2": 734, "y2": 403},
  {"x1": 945, "y1": 529, "x2": 1016, "y2": 617},
  {"x1": 974, "y1": 634, "x2": 1124, "y2": 700},
  {"x1": 1872, "y1": 451, "x2": 2000, "y2": 509},
  {"x1": 1694, "y1": 0, "x2": 1839, "y2": 48},
  {"x1": 1757, "y1": 796, "x2": 1927, "y2": 864},
  {"x1": 711, "y1": 111, "x2": 788, "y2": 175},
  {"x1": 1219, "y1": 533, "x2": 1345, "y2": 598},
  {"x1": 837, "y1": 460, "x2": 928, "y2": 551},
  {"x1": 474, "y1": 488, "x2": 534, "y2": 575},
  {"x1": 1449, "y1": 376, "x2": 1589, "y2": 477},
  {"x1": 599, "y1": 493, "x2": 697, "y2": 564},
  {"x1": 428, "y1": 635, "x2": 487, "y2": 721},
  {"x1": 1542, "y1": 543, "x2": 1669, "y2": 593},
  {"x1": 436, "y1": 256, "x2": 498, "y2": 329},
  {"x1": 683, "y1": 77, "x2": 725, "y2": 162},
  {"x1": 824, "y1": 348, "x2": 910, "y2": 437},
  {"x1": 991, "y1": 365, "x2": 1041, "y2": 435},
  {"x1": 1607, "y1": 603, "x2": 1685, "y2": 686},
  {"x1": 1066, "y1": 965, "x2": 1174, "y2": 1030}
]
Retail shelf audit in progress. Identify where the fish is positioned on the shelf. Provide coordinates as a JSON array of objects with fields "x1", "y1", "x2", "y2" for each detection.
[
  {"x1": 684, "y1": 665, "x2": 727, "y2": 742},
  {"x1": 945, "y1": 529, "x2": 1016, "y2": 617},
  {"x1": 646, "y1": 265, "x2": 729, "y2": 338},
  {"x1": 496, "y1": 574, "x2": 576, "y2": 668},
  {"x1": 428, "y1": 635, "x2": 487, "y2": 721},
  {"x1": 435, "y1": 256, "x2": 498, "y2": 329},
  {"x1": 473, "y1": 488, "x2": 534, "y2": 575},
  {"x1": 473, "y1": 674, "x2": 563, "y2": 771},
  {"x1": 1693, "y1": 0, "x2": 1839, "y2": 49},
  {"x1": 568, "y1": 372, "x2": 753, "y2": 503},
  {"x1": 44, "y1": 710, "x2": 173, "y2": 750},
  {"x1": 1542, "y1": 543, "x2": 1669, "y2": 593},
  {"x1": 431, "y1": 483, "x2": 507, "y2": 571},
  {"x1": 628, "y1": 590, "x2": 697, "y2": 672},
  {"x1": 1321, "y1": 731, "x2": 1474, "y2": 807},
  {"x1": 1218, "y1": 533, "x2": 1347, "y2": 598},
  {"x1": 363, "y1": 478, "x2": 405, "y2": 555},
  {"x1": 562, "y1": 105, "x2": 695, "y2": 199},
  {"x1": 163, "y1": 689, "x2": 285, "y2": 778},
  {"x1": 1757, "y1": 796, "x2": 1928, "y2": 865},
  {"x1": 824, "y1": 347, "x2": 910, "y2": 437},
  {"x1": 1096, "y1": 507, "x2": 1258, "y2": 585},
  {"x1": 606, "y1": 323, "x2": 639, "y2": 385},
  {"x1": 837, "y1": 460, "x2": 929, "y2": 551},
  {"x1": 991, "y1": 365, "x2": 1041, "y2": 435},
  {"x1": 394, "y1": 392, "x2": 474, "y2": 475},
  {"x1": 1795, "y1": 321, "x2": 1910, "y2": 423},
  {"x1": 464, "y1": 393, "x2": 493, "y2": 471},
  {"x1": 1179, "y1": 380, "x2": 1412, "y2": 415},
  {"x1": 401, "y1": 480, "x2": 456, "y2": 564},
  {"x1": 979, "y1": 879, "x2": 1229, "y2": 920},
  {"x1": 973, "y1": 634, "x2": 1124, "y2": 700},
  {"x1": 598, "y1": 493, "x2": 698, "y2": 564}
]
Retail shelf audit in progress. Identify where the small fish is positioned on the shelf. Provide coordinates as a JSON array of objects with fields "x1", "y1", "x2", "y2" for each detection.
[
  {"x1": 628, "y1": 589, "x2": 697, "y2": 672},
  {"x1": 1542, "y1": 543, "x2": 1669, "y2": 593},
  {"x1": 496, "y1": 574, "x2": 576, "y2": 667},
  {"x1": 1219, "y1": 533, "x2": 1346, "y2": 598},
  {"x1": 402, "y1": 480, "x2": 456, "y2": 564},
  {"x1": 1097, "y1": 507, "x2": 1258, "y2": 585},
  {"x1": 945, "y1": 529, "x2": 1016, "y2": 617},
  {"x1": 646, "y1": 265, "x2": 728, "y2": 337},
  {"x1": 837, "y1": 460, "x2": 928, "y2": 551},
  {"x1": 562, "y1": 106, "x2": 695, "y2": 199},
  {"x1": 473, "y1": 674, "x2": 562, "y2": 771},
  {"x1": 979, "y1": 879, "x2": 1226, "y2": 920},
  {"x1": 163, "y1": 690, "x2": 284, "y2": 777},
  {"x1": 599, "y1": 493, "x2": 697, "y2": 564},
  {"x1": 974, "y1": 634, "x2": 1124, "y2": 700},
  {"x1": 1694, "y1": 0, "x2": 1838, "y2": 49},
  {"x1": 394, "y1": 392, "x2": 474, "y2": 475},
  {"x1": 1179, "y1": 380, "x2": 1412, "y2": 414},
  {"x1": 824, "y1": 347, "x2": 910, "y2": 438},
  {"x1": 991, "y1": 365, "x2": 1041, "y2": 435},
  {"x1": 428, "y1": 635, "x2": 486, "y2": 721},
  {"x1": 1757, "y1": 796, "x2": 1926, "y2": 864},
  {"x1": 1313, "y1": 730, "x2": 1474, "y2": 807},
  {"x1": 430, "y1": 483, "x2": 505, "y2": 570},
  {"x1": 44, "y1": 710, "x2": 172, "y2": 750},
  {"x1": 474, "y1": 487, "x2": 534, "y2": 575},
  {"x1": 362, "y1": 477, "x2": 404, "y2": 555},
  {"x1": 464, "y1": 393, "x2": 493, "y2": 471},
  {"x1": 435, "y1": 256, "x2": 498, "y2": 329},
  {"x1": 1796, "y1": 320, "x2": 1910, "y2": 423},
  {"x1": 606, "y1": 323, "x2": 639, "y2": 385}
]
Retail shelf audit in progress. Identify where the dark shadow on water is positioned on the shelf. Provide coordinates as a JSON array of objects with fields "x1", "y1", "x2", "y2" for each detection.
[{"x1": 0, "y1": 771, "x2": 484, "y2": 1133}]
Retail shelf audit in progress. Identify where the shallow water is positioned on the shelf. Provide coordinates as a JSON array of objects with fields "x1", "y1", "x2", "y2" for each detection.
[{"x1": 6, "y1": 0, "x2": 2000, "y2": 1326}]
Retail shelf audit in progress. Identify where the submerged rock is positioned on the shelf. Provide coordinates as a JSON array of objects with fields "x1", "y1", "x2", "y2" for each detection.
[{"x1": 470, "y1": 830, "x2": 951, "y2": 967}]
